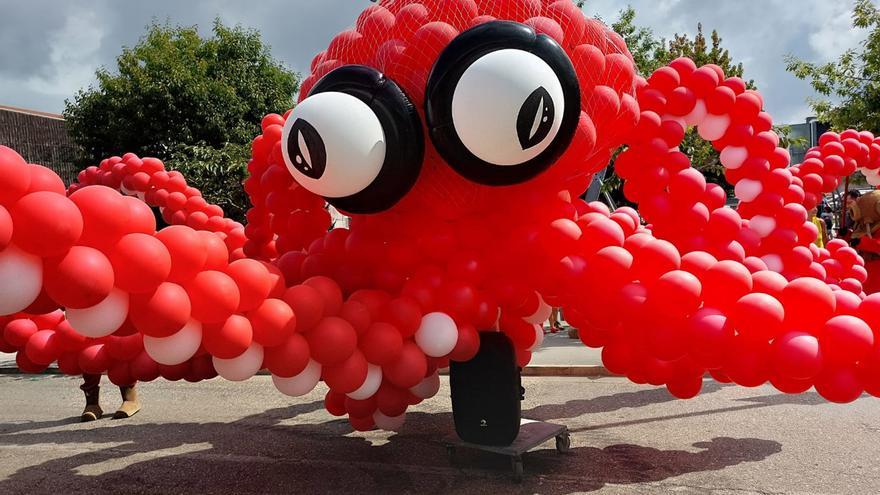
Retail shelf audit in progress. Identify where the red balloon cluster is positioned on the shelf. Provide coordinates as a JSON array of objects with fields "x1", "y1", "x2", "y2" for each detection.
[{"x1": 4, "y1": 0, "x2": 880, "y2": 434}]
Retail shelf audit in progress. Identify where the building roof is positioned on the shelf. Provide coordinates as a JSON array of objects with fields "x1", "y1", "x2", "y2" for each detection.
[{"x1": 0, "y1": 104, "x2": 64, "y2": 121}]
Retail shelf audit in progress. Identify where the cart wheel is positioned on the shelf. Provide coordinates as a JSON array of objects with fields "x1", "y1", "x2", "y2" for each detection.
[
  {"x1": 511, "y1": 457, "x2": 524, "y2": 483},
  {"x1": 555, "y1": 433, "x2": 571, "y2": 453}
]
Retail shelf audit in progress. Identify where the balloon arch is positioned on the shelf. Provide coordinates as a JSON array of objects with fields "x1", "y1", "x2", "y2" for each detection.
[{"x1": 2, "y1": 0, "x2": 880, "y2": 431}]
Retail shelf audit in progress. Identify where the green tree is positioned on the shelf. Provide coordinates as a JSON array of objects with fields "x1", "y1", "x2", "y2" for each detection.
[
  {"x1": 65, "y1": 20, "x2": 297, "y2": 162},
  {"x1": 786, "y1": 0, "x2": 880, "y2": 133}
]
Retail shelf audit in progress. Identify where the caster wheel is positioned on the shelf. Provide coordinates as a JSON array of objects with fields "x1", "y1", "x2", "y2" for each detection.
[{"x1": 556, "y1": 433, "x2": 571, "y2": 453}]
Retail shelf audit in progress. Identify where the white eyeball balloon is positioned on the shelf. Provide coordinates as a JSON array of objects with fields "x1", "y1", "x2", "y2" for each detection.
[
  {"x1": 144, "y1": 319, "x2": 202, "y2": 365},
  {"x1": 213, "y1": 342, "x2": 264, "y2": 382},
  {"x1": 0, "y1": 245, "x2": 42, "y2": 316},
  {"x1": 451, "y1": 49, "x2": 565, "y2": 167},
  {"x1": 415, "y1": 312, "x2": 459, "y2": 358},
  {"x1": 347, "y1": 364, "x2": 382, "y2": 400},
  {"x1": 281, "y1": 91, "x2": 387, "y2": 199},
  {"x1": 273, "y1": 359, "x2": 322, "y2": 397},
  {"x1": 373, "y1": 411, "x2": 405, "y2": 432},
  {"x1": 410, "y1": 371, "x2": 441, "y2": 400},
  {"x1": 66, "y1": 288, "x2": 129, "y2": 338}
]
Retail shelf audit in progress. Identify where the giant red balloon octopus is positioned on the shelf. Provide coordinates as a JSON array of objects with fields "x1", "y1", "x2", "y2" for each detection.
[{"x1": 2, "y1": 0, "x2": 880, "y2": 432}]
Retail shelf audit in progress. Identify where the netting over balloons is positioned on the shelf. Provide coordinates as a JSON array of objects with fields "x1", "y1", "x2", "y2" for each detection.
[{"x1": 3, "y1": 0, "x2": 880, "y2": 432}]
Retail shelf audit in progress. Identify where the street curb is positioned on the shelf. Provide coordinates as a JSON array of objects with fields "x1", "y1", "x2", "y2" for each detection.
[{"x1": 0, "y1": 365, "x2": 613, "y2": 378}]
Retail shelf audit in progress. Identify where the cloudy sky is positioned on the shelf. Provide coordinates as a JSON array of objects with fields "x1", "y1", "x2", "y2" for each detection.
[{"x1": 0, "y1": 0, "x2": 870, "y2": 125}]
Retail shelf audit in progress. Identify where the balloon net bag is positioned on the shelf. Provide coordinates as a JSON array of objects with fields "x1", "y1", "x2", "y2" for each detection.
[{"x1": 297, "y1": 0, "x2": 639, "y2": 221}]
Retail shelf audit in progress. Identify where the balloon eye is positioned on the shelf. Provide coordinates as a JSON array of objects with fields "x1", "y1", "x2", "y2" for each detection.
[
  {"x1": 282, "y1": 65, "x2": 424, "y2": 214},
  {"x1": 425, "y1": 21, "x2": 581, "y2": 186}
]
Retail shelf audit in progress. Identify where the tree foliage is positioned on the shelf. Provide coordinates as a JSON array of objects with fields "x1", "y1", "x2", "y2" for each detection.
[
  {"x1": 165, "y1": 143, "x2": 251, "y2": 222},
  {"x1": 65, "y1": 19, "x2": 297, "y2": 162},
  {"x1": 786, "y1": 0, "x2": 880, "y2": 133}
]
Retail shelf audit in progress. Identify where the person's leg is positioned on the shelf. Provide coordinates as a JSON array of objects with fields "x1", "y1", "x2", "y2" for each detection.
[
  {"x1": 80, "y1": 374, "x2": 103, "y2": 422},
  {"x1": 114, "y1": 382, "x2": 141, "y2": 419}
]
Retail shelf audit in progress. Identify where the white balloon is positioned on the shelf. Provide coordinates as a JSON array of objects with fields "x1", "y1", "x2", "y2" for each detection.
[
  {"x1": 683, "y1": 99, "x2": 708, "y2": 126},
  {"x1": 214, "y1": 343, "x2": 264, "y2": 382},
  {"x1": 734, "y1": 179, "x2": 763, "y2": 202},
  {"x1": 720, "y1": 146, "x2": 748, "y2": 170},
  {"x1": 144, "y1": 319, "x2": 202, "y2": 365},
  {"x1": 0, "y1": 245, "x2": 42, "y2": 316},
  {"x1": 272, "y1": 359, "x2": 322, "y2": 397},
  {"x1": 410, "y1": 371, "x2": 441, "y2": 399},
  {"x1": 66, "y1": 288, "x2": 129, "y2": 338},
  {"x1": 697, "y1": 113, "x2": 731, "y2": 141},
  {"x1": 528, "y1": 324, "x2": 545, "y2": 352},
  {"x1": 761, "y1": 254, "x2": 784, "y2": 273},
  {"x1": 524, "y1": 293, "x2": 552, "y2": 325},
  {"x1": 749, "y1": 215, "x2": 777, "y2": 238},
  {"x1": 373, "y1": 411, "x2": 405, "y2": 432},
  {"x1": 414, "y1": 312, "x2": 459, "y2": 357},
  {"x1": 347, "y1": 364, "x2": 382, "y2": 400}
]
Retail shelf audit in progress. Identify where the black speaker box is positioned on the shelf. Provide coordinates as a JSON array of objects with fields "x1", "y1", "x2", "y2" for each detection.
[{"x1": 450, "y1": 331, "x2": 523, "y2": 446}]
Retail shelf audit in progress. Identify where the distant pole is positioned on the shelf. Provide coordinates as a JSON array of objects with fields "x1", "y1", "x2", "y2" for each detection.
[{"x1": 842, "y1": 175, "x2": 850, "y2": 231}]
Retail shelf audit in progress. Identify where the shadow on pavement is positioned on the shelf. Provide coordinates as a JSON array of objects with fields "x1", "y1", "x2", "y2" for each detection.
[{"x1": 0, "y1": 383, "x2": 789, "y2": 494}]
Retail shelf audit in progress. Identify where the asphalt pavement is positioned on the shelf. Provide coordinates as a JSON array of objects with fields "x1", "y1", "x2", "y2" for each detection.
[{"x1": 1, "y1": 374, "x2": 878, "y2": 494}]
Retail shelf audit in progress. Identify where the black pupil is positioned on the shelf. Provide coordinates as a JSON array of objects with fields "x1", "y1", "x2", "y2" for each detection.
[
  {"x1": 287, "y1": 118, "x2": 327, "y2": 180},
  {"x1": 516, "y1": 86, "x2": 555, "y2": 151}
]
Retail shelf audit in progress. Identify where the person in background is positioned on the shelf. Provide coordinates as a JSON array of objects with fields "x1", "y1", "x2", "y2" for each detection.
[
  {"x1": 547, "y1": 308, "x2": 563, "y2": 334},
  {"x1": 81, "y1": 375, "x2": 140, "y2": 421},
  {"x1": 840, "y1": 190, "x2": 861, "y2": 239},
  {"x1": 810, "y1": 206, "x2": 829, "y2": 249}
]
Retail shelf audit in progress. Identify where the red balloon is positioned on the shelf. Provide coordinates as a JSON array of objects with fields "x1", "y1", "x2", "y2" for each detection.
[
  {"x1": 283, "y1": 285, "x2": 325, "y2": 331},
  {"x1": 68, "y1": 185, "x2": 129, "y2": 248},
  {"x1": 106, "y1": 334, "x2": 144, "y2": 361},
  {"x1": 44, "y1": 246, "x2": 115, "y2": 309},
  {"x1": 324, "y1": 390, "x2": 347, "y2": 416},
  {"x1": 122, "y1": 196, "x2": 156, "y2": 234},
  {"x1": 383, "y1": 341, "x2": 428, "y2": 389},
  {"x1": 226, "y1": 259, "x2": 274, "y2": 312},
  {"x1": 25, "y1": 329, "x2": 60, "y2": 365},
  {"x1": 264, "y1": 333, "x2": 310, "y2": 377},
  {"x1": 700, "y1": 260, "x2": 752, "y2": 311},
  {"x1": 687, "y1": 308, "x2": 734, "y2": 369},
  {"x1": 781, "y1": 278, "x2": 835, "y2": 334},
  {"x1": 771, "y1": 331, "x2": 823, "y2": 380},
  {"x1": 821, "y1": 315, "x2": 874, "y2": 364},
  {"x1": 815, "y1": 366, "x2": 864, "y2": 404},
  {"x1": 16, "y1": 351, "x2": 47, "y2": 373},
  {"x1": 4, "y1": 319, "x2": 38, "y2": 347},
  {"x1": 323, "y1": 349, "x2": 369, "y2": 393},
  {"x1": 78, "y1": 344, "x2": 112, "y2": 375},
  {"x1": 54, "y1": 320, "x2": 87, "y2": 352},
  {"x1": 448, "y1": 323, "x2": 480, "y2": 362},
  {"x1": 666, "y1": 373, "x2": 703, "y2": 399},
  {"x1": 248, "y1": 298, "x2": 296, "y2": 347},
  {"x1": 306, "y1": 317, "x2": 357, "y2": 366},
  {"x1": 130, "y1": 350, "x2": 161, "y2": 382},
  {"x1": 27, "y1": 164, "x2": 65, "y2": 194},
  {"x1": 203, "y1": 315, "x2": 253, "y2": 359},
  {"x1": 199, "y1": 231, "x2": 229, "y2": 270},
  {"x1": 630, "y1": 239, "x2": 680, "y2": 283},
  {"x1": 108, "y1": 361, "x2": 135, "y2": 387},
  {"x1": 361, "y1": 322, "x2": 404, "y2": 365},
  {"x1": 129, "y1": 282, "x2": 191, "y2": 337},
  {"x1": 186, "y1": 271, "x2": 240, "y2": 324},
  {"x1": 0, "y1": 146, "x2": 31, "y2": 206},
  {"x1": 11, "y1": 191, "x2": 83, "y2": 256},
  {"x1": 303, "y1": 276, "x2": 344, "y2": 315},
  {"x1": 731, "y1": 293, "x2": 784, "y2": 342},
  {"x1": 155, "y1": 225, "x2": 208, "y2": 283},
  {"x1": 0, "y1": 205, "x2": 12, "y2": 250},
  {"x1": 57, "y1": 352, "x2": 83, "y2": 375},
  {"x1": 648, "y1": 270, "x2": 702, "y2": 319},
  {"x1": 109, "y1": 233, "x2": 172, "y2": 293}
]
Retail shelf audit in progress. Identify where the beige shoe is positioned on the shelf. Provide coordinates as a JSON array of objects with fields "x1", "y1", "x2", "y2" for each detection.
[
  {"x1": 113, "y1": 385, "x2": 141, "y2": 419},
  {"x1": 81, "y1": 387, "x2": 103, "y2": 422}
]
